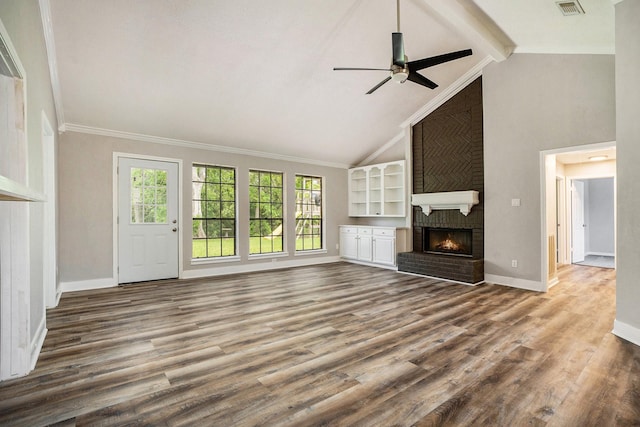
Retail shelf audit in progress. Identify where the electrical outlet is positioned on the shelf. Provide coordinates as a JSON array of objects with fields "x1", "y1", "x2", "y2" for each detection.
[
  {"x1": 511, "y1": 198, "x2": 521, "y2": 207},
  {"x1": 511, "y1": 259, "x2": 518, "y2": 268}
]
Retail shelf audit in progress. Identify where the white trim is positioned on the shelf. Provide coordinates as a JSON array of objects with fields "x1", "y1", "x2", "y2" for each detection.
[
  {"x1": 191, "y1": 256, "x2": 242, "y2": 265},
  {"x1": 420, "y1": 1, "x2": 512, "y2": 62},
  {"x1": 38, "y1": 0, "x2": 65, "y2": 132},
  {"x1": 42, "y1": 111, "x2": 58, "y2": 308},
  {"x1": 30, "y1": 316, "x2": 47, "y2": 370},
  {"x1": 512, "y1": 45, "x2": 615, "y2": 55},
  {"x1": 611, "y1": 0, "x2": 625, "y2": 5},
  {"x1": 539, "y1": 151, "x2": 549, "y2": 292},
  {"x1": 612, "y1": 320, "x2": 640, "y2": 347},
  {"x1": 484, "y1": 274, "x2": 545, "y2": 292},
  {"x1": 397, "y1": 270, "x2": 483, "y2": 286},
  {"x1": 183, "y1": 256, "x2": 341, "y2": 279},
  {"x1": 67, "y1": 123, "x2": 350, "y2": 170},
  {"x1": 294, "y1": 249, "x2": 328, "y2": 257},
  {"x1": 113, "y1": 153, "x2": 183, "y2": 284},
  {"x1": 402, "y1": 56, "x2": 493, "y2": 128},
  {"x1": 248, "y1": 252, "x2": 290, "y2": 261},
  {"x1": 60, "y1": 277, "x2": 117, "y2": 293}
]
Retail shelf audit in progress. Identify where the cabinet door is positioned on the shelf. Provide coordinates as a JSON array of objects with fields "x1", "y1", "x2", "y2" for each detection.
[
  {"x1": 373, "y1": 236, "x2": 396, "y2": 265},
  {"x1": 340, "y1": 230, "x2": 358, "y2": 259},
  {"x1": 357, "y1": 234, "x2": 373, "y2": 262}
]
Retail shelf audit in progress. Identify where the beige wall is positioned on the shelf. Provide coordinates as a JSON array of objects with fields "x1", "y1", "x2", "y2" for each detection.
[
  {"x1": 58, "y1": 131, "x2": 349, "y2": 284},
  {"x1": 483, "y1": 53, "x2": 615, "y2": 284},
  {"x1": 0, "y1": 0, "x2": 59, "y2": 342},
  {"x1": 615, "y1": 0, "x2": 640, "y2": 334}
]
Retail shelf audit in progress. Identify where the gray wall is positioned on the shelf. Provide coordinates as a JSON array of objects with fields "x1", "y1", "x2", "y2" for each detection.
[
  {"x1": 483, "y1": 53, "x2": 615, "y2": 282},
  {"x1": 0, "y1": 0, "x2": 59, "y2": 341},
  {"x1": 58, "y1": 131, "x2": 349, "y2": 283},
  {"x1": 616, "y1": 0, "x2": 640, "y2": 331}
]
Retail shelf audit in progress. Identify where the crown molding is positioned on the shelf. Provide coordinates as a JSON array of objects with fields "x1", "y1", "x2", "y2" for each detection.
[
  {"x1": 64, "y1": 123, "x2": 350, "y2": 169},
  {"x1": 402, "y1": 55, "x2": 493, "y2": 128},
  {"x1": 38, "y1": 0, "x2": 65, "y2": 133},
  {"x1": 611, "y1": 0, "x2": 625, "y2": 5}
]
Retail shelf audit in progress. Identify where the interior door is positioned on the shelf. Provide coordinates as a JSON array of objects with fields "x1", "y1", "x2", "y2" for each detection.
[
  {"x1": 118, "y1": 158, "x2": 179, "y2": 283},
  {"x1": 571, "y1": 180, "x2": 585, "y2": 263}
]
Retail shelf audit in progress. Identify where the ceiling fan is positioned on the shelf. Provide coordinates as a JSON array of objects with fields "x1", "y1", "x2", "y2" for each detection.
[{"x1": 334, "y1": 0, "x2": 472, "y2": 94}]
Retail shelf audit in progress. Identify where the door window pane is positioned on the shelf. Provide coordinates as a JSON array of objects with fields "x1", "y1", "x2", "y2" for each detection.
[{"x1": 130, "y1": 167, "x2": 168, "y2": 224}]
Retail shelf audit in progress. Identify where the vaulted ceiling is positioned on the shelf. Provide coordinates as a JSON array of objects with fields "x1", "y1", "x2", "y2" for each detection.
[{"x1": 45, "y1": 0, "x2": 615, "y2": 167}]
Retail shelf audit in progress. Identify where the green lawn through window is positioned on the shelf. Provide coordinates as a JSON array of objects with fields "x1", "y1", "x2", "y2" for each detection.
[{"x1": 192, "y1": 236, "x2": 321, "y2": 259}]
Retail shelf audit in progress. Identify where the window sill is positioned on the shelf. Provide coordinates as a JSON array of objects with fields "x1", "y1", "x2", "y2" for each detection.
[
  {"x1": 295, "y1": 249, "x2": 328, "y2": 256},
  {"x1": 248, "y1": 252, "x2": 289, "y2": 261},
  {"x1": 191, "y1": 255, "x2": 241, "y2": 265}
]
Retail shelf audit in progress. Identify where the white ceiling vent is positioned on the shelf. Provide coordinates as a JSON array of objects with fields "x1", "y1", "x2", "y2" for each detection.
[{"x1": 556, "y1": 1, "x2": 585, "y2": 16}]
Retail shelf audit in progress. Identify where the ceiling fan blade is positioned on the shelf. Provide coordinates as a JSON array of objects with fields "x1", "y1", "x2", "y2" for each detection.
[
  {"x1": 366, "y1": 76, "x2": 392, "y2": 94},
  {"x1": 407, "y1": 49, "x2": 472, "y2": 72},
  {"x1": 333, "y1": 67, "x2": 392, "y2": 71},
  {"x1": 392, "y1": 32, "x2": 405, "y2": 67},
  {"x1": 407, "y1": 72, "x2": 438, "y2": 90}
]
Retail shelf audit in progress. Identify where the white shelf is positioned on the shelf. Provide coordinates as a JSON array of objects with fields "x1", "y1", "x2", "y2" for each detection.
[
  {"x1": 0, "y1": 175, "x2": 45, "y2": 202},
  {"x1": 348, "y1": 160, "x2": 405, "y2": 217}
]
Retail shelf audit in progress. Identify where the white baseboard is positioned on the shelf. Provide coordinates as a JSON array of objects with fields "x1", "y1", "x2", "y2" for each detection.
[
  {"x1": 60, "y1": 277, "x2": 117, "y2": 293},
  {"x1": 484, "y1": 274, "x2": 545, "y2": 292},
  {"x1": 30, "y1": 316, "x2": 47, "y2": 371},
  {"x1": 182, "y1": 256, "x2": 342, "y2": 279},
  {"x1": 586, "y1": 252, "x2": 615, "y2": 257},
  {"x1": 612, "y1": 319, "x2": 640, "y2": 347}
]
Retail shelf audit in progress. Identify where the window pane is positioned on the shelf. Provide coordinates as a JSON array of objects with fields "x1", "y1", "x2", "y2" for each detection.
[
  {"x1": 221, "y1": 202, "x2": 235, "y2": 219},
  {"x1": 221, "y1": 184, "x2": 235, "y2": 201},
  {"x1": 192, "y1": 164, "x2": 236, "y2": 258},
  {"x1": 156, "y1": 205, "x2": 167, "y2": 223},
  {"x1": 143, "y1": 169, "x2": 155, "y2": 186},
  {"x1": 143, "y1": 205, "x2": 156, "y2": 223},
  {"x1": 249, "y1": 169, "x2": 284, "y2": 255},
  {"x1": 295, "y1": 174, "x2": 323, "y2": 252}
]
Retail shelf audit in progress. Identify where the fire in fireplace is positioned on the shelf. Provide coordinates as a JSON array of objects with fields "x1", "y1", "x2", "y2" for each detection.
[{"x1": 424, "y1": 228, "x2": 472, "y2": 257}]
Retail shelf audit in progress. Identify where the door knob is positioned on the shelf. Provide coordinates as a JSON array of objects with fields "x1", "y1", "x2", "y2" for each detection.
[
  {"x1": 172, "y1": 228, "x2": 177, "y2": 232},
  {"x1": 172, "y1": 219, "x2": 177, "y2": 224}
]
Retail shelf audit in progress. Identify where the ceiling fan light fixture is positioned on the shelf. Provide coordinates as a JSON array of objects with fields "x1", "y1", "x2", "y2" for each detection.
[{"x1": 391, "y1": 66, "x2": 409, "y2": 83}]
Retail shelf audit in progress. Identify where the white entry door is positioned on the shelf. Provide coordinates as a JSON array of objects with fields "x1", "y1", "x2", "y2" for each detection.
[
  {"x1": 571, "y1": 180, "x2": 585, "y2": 264},
  {"x1": 118, "y1": 158, "x2": 179, "y2": 283}
]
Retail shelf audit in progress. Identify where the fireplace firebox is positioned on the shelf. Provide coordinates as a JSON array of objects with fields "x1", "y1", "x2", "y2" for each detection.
[{"x1": 424, "y1": 228, "x2": 472, "y2": 257}]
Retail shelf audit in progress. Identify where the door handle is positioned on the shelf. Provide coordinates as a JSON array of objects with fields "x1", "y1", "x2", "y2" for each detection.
[
  {"x1": 172, "y1": 219, "x2": 177, "y2": 224},
  {"x1": 172, "y1": 228, "x2": 177, "y2": 232}
]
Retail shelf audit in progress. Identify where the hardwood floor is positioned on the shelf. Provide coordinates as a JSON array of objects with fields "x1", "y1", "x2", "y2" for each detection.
[{"x1": 1, "y1": 262, "x2": 638, "y2": 426}]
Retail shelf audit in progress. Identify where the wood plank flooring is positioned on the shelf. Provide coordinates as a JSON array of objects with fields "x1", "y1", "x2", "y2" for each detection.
[{"x1": 1, "y1": 262, "x2": 639, "y2": 426}]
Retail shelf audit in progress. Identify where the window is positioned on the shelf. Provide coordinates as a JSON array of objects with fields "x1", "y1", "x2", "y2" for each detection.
[
  {"x1": 249, "y1": 170, "x2": 284, "y2": 254},
  {"x1": 295, "y1": 175, "x2": 323, "y2": 251},
  {"x1": 131, "y1": 168, "x2": 167, "y2": 224},
  {"x1": 192, "y1": 164, "x2": 236, "y2": 259}
]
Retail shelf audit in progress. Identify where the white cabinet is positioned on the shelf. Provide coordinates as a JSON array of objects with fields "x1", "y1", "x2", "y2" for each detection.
[
  {"x1": 340, "y1": 226, "x2": 405, "y2": 268},
  {"x1": 372, "y1": 228, "x2": 396, "y2": 265},
  {"x1": 348, "y1": 160, "x2": 405, "y2": 217}
]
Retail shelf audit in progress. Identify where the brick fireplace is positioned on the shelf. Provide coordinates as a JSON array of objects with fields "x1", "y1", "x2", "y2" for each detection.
[{"x1": 397, "y1": 77, "x2": 484, "y2": 284}]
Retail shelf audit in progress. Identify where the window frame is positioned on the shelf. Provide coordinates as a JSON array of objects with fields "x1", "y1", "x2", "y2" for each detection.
[
  {"x1": 191, "y1": 163, "x2": 239, "y2": 262},
  {"x1": 294, "y1": 174, "x2": 325, "y2": 254},
  {"x1": 248, "y1": 169, "x2": 287, "y2": 257}
]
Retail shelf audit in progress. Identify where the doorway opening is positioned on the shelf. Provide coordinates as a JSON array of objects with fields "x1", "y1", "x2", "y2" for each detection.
[{"x1": 541, "y1": 142, "x2": 616, "y2": 290}]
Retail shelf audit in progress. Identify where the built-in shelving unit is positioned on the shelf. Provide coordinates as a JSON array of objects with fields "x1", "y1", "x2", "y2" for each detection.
[{"x1": 348, "y1": 160, "x2": 405, "y2": 217}]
